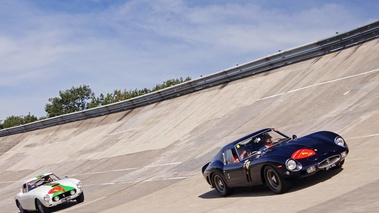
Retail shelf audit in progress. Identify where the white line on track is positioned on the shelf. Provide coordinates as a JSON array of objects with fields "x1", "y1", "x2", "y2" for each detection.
[
  {"x1": 71, "y1": 162, "x2": 182, "y2": 177},
  {"x1": 145, "y1": 176, "x2": 187, "y2": 182},
  {"x1": 144, "y1": 162, "x2": 182, "y2": 168},
  {"x1": 0, "y1": 181, "x2": 15, "y2": 184},
  {"x1": 69, "y1": 161, "x2": 183, "y2": 185},
  {"x1": 3, "y1": 162, "x2": 185, "y2": 185},
  {"x1": 257, "y1": 68, "x2": 379, "y2": 101},
  {"x1": 347, "y1": 133, "x2": 379, "y2": 139},
  {"x1": 83, "y1": 176, "x2": 187, "y2": 187},
  {"x1": 71, "y1": 167, "x2": 138, "y2": 176}
]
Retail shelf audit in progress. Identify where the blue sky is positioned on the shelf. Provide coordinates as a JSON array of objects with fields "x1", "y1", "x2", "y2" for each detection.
[{"x1": 0, "y1": 0, "x2": 378, "y2": 121}]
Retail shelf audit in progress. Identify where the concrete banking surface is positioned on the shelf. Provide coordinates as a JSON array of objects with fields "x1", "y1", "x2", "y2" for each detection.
[{"x1": 0, "y1": 38, "x2": 379, "y2": 212}]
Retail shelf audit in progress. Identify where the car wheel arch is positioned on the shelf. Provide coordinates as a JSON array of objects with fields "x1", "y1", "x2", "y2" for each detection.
[
  {"x1": 201, "y1": 162, "x2": 210, "y2": 174},
  {"x1": 260, "y1": 165, "x2": 268, "y2": 185},
  {"x1": 34, "y1": 199, "x2": 39, "y2": 209},
  {"x1": 16, "y1": 200, "x2": 27, "y2": 213}
]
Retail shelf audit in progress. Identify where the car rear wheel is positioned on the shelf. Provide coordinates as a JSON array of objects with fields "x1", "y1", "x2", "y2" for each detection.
[
  {"x1": 36, "y1": 199, "x2": 50, "y2": 213},
  {"x1": 76, "y1": 192, "x2": 85, "y2": 203},
  {"x1": 212, "y1": 172, "x2": 232, "y2": 196},
  {"x1": 264, "y1": 166, "x2": 290, "y2": 194},
  {"x1": 16, "y1": 200, "x2": 28, "y2": 213}
]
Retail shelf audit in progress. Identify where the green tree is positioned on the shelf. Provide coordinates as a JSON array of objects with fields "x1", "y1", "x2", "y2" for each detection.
[
  {"x1": 23, "y1": 113, "x2": 38, "y2": 123},
  {"x1": 45, "y1": 78, "x2": 192, "y2": 117},
  {"x1": 1, "y1": 113, "x2": 38, "y2": 129},
  {"x1": 2, "y1": 116, "x2": 24, "y2": 128},
  {"x1": 151, "y1": 77, "x2": 190, "y2": 92},
  {"x1": 87, "y1": 93, "x2": 101, "y2": 109},
  {"x1": 1, "y1": 77, "x2": 192, "y2": 128},
  {"x1": 45, "y1": 85, "x2": 94, "y2": 117}
]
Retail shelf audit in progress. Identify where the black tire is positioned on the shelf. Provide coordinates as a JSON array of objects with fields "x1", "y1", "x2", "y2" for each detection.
[
  {"x1": 212, "y1": 172, "x2": 233, "y2": 196},
  {"x1": 264, "y1": 166, "x2": 290, "y2": 194},
  {"x1": 76, "y1": 192, "x2": 85, "y2": 203},
  {"x1": 36, "y1": 199, "x2": 50, "y2": 213},
  {"x1": 335, "y1": 159, "x2": 345, "y2": 168},
  {"x1": 16, "y1": 200, "x2": 28, "y2": 213}
]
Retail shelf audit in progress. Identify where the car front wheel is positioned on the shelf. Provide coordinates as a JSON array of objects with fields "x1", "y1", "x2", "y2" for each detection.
[
  {"x1": 335, "y1": 159, "x2": 345, "y2": 168},
  {"x1": 212, "y1": 172, "x2": 232, "y2": 196},
  {"x1": 36, "y1": 199, "x2": 50, "y2": 213},
  {"x1": 264, "y1": 166, "x2": 290, "y2": 194},
  {"x1": 76, "y1": 192, "x2": 85, "y2": 203}
]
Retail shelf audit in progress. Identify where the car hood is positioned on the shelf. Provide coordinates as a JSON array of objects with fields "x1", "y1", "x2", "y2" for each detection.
[
  {"x1": 265, "y1": 133, "x2": 338, "y2": 159},
  {"x1": 29, "y1": 179, "x2": 79, "y2": 195}
]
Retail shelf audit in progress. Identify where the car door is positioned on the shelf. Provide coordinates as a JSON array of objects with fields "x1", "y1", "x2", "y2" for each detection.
[
  {"x1": 19, "y1": 184, "x2": 36, "y2": 210},
  {"x1": 18, "y1": 185, "x2": 30, "y2": 210},
  {"x1": 222, "y1": 148, "x2": 250, "y2": 187}
]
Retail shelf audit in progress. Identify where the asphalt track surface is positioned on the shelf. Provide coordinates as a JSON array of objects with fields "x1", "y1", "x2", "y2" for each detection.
[{"x1": 1, "y1": 38, "x2": 379, "y2": 213}]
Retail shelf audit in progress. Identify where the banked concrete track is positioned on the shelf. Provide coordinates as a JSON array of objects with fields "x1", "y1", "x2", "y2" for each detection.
[{"x1": 1, "y1": 38, "x2": 379, "y2": 213}]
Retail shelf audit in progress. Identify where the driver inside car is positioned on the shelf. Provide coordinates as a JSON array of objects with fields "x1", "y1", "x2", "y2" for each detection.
[
  {"x1": 237, "y1": 143, "x2": 255, "y2": 160},
  {"x1": 260, "y1": 133, "x2": 273, "y2": 150}
]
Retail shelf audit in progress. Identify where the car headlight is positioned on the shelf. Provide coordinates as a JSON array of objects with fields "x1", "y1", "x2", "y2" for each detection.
[
  {"x1": 53, "y1": 196, "x2": 60, "y2": 202},
  {"x1": 286, "y1": 159, "x2": 302, "y2": 172},
  {"x1": 77, "y1": 181, "x2": 82, "y2": 189},
  {"x1": 334, "y1": 137, "x2": 345, "y2": 147},
  {"x1": 70, "y1": 190, "x2": 76, "y2": 195},
  {"x1": 43, "y1": 194, "x2": 50, "y2": 202}
]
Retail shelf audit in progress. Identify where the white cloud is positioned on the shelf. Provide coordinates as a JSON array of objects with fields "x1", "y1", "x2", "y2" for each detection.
[{"x1": 0, "y1": 0, "x2": 377, "y2": 120}]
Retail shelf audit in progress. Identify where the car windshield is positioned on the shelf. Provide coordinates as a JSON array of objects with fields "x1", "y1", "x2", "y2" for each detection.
[
  {"x1": 235, "y1": 129, "x2": 290, "y2": 160},
  {"x1": 26, "y1": 174, "x2": 60, "y2": 192}
]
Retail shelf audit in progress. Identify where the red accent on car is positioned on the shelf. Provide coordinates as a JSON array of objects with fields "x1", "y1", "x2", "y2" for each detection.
[
  {"x1": 48, "y1": 185, "x2": 65, "y2": 194},
  {"x1": 291, "y1": 149, "x2": 316, "y2": 159}
]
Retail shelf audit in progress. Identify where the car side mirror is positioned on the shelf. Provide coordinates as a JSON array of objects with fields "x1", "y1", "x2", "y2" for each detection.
[{"x1": 292, "y1": 135, "x2": 297, "y2": 140}]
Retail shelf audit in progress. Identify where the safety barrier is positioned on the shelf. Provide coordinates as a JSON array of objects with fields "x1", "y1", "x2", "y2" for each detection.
[{"x1": 1, "y1": 20, "x2": 378, "y2": 137}]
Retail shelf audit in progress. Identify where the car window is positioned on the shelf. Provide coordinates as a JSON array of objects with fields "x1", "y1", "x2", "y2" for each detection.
[
  {"x1": 22, "y1": 184, "x2": 27, "y2": 193},
  {"x1": 27, "y1": 180, "x2": 38, "y2": 192},
  {"x1": 44, "y1": 174, "x2": 59, "y2": 183},
  {"x1": 49, "y1": 174, "x2": 60, "y2": 181},
  {"x1": 223, "y1": 149, "x2": 239, "y2": 165},
  {"x1": 254, "y1": 130, "x2": 290, "y2": 150},
  {"x1": 235, "y1": 144, "x2": 245, "y2": 159},
  {"x1": 23, "y1": 174, "x2": 61, "y2": 193}
]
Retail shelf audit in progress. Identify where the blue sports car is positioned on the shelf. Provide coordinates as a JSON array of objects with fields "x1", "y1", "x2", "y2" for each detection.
[{"x1": 202, "y1": 128, "x2": 349, "y2": 196}]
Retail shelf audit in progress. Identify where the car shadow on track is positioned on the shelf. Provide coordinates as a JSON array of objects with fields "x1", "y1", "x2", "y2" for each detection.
[
  {"x1": 199, "y1": 168, "x2": 343, "y2": 199},
  {"x1": 49, "y1": 201, "x2": 79, "y2": 212},
  {"x1": 22, "y1": 201, "x2": 79, "y2": 213}
]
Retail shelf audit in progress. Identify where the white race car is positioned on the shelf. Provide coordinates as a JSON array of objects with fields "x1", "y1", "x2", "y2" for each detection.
[{"x1": 15, "y1": 173, "x2": 84, "y2": 213}]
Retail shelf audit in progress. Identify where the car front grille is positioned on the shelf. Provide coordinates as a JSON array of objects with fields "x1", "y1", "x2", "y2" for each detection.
[
  {"x1": 55, "y1": 189, "x2": 76, "y2": 201},
  {"x1": 318, "y1": 155, "x2": 341, "y2": 169}
]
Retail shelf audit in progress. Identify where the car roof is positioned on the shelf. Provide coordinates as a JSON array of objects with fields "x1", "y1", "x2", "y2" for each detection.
[{"x1": 23, "y1": 173, "x2": 54, "y2": 184}]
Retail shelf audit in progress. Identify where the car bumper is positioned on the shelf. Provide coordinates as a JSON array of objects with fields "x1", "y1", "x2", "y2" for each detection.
[
  {"x1": 42, "y1": 188, "x2": 83, "y2": 207},
  {"x1": 280, "y1": 150, "x2": 348, "y2": 178}
]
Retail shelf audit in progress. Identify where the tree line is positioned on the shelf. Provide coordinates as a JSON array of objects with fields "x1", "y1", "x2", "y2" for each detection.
[{"x1": 0, "y1": 77, "x2": 191, "y2": 129}]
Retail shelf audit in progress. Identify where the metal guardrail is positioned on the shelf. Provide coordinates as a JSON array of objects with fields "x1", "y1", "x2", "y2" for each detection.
[{"x1": 1, "y1": 20, "x2": 378, "y2": 137}]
